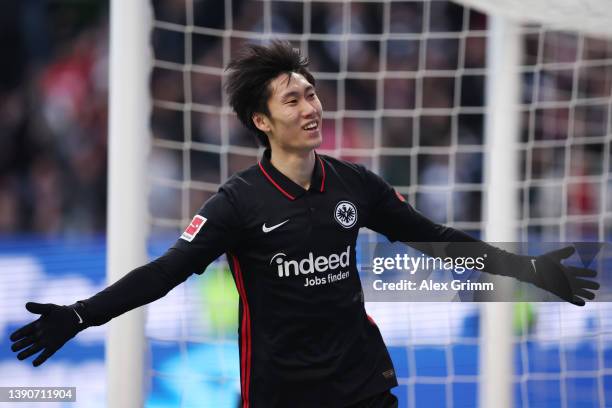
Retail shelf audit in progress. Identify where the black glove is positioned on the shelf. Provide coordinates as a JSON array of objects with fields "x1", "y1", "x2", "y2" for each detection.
[
  {"x1": 10, "y1": 302, "x2": 88, "y2": 367},
  {"x1": 524, "y1": 246, "x2": 599, "y2": 306}
]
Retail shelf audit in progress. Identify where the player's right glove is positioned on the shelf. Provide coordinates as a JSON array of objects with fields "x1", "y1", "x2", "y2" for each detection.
[
  {"x1": 9, "y1": 302, "x2": 88, "y2": 367},
  {"x1": 521, "y1": 246, "x2": 599, "y2": 306}
]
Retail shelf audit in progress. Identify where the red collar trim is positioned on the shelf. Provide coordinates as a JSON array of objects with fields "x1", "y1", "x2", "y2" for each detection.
[{"x1": 258, "y1": 162, "x2": 296, "y2": 200}]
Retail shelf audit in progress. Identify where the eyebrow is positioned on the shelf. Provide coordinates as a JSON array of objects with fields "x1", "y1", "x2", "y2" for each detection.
[{"x1": 280, "y1": 85, "x2": 314, "y2": 101}]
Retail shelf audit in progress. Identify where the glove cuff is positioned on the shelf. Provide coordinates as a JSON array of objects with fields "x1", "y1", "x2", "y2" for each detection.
[{"x1": 68, "y1": 302, "x2": 91, "y2": 330}]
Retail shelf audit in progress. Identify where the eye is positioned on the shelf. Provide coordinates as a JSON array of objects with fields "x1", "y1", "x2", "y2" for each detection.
[
  {"x1": 286, "y1": 99, "x2": 297, "y2": 105},
  {"x1": 307, "y1": 93, "x2": 316, "y2": 99}
]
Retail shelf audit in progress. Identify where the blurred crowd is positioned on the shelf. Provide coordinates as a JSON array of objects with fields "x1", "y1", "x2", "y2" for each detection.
[
  {"x1": 1, "y1": 0, "x2": 610, "y2": 239},
  {"x1": 0, "y1": 1, "x2": 108, "y2": 235}
]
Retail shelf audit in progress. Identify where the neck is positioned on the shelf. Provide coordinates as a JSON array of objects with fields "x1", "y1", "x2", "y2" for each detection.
[{"x1": 270, "y1": 148, "x2": 315, "y2": 190}]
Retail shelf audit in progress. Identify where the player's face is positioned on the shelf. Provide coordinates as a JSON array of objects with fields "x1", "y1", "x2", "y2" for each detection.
[{"x1": 254, "y1": 72, "x2": 323, "y2": 154}]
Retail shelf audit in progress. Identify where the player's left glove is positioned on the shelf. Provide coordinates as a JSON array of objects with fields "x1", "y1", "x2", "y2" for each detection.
[{"x1": 522, "y1": 246, "x2": 599, "y2": 306}]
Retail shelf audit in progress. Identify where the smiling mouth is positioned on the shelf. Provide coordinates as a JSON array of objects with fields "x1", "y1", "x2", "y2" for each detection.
[{"x1": 302, "y1": 121, "x2": 319, "y2": 131}]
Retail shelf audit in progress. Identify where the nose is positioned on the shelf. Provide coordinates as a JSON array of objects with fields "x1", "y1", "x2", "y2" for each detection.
[{"x1": 302, "y1": 99, "x2": 317, "y2": 118}]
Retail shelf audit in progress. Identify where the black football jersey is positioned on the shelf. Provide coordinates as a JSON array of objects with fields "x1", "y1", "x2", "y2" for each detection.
[{"x1": 172, "y1": 149, "x2": 461, "y2": 407}]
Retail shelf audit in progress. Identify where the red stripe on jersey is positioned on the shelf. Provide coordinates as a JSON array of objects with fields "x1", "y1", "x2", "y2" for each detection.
[
  {"x1": 228, "y1": 255, "x2": 246, "y2": 402},
  {"x1": 318, "y1": 156, "x2": 326, "y2": 192},
  {"x1": 258, "y1": 162, "x2": 296, "y2": 200},
  {"x1": 395, "y1": 190, "x2": 406, "y2": 202},
  {"x1": 231, "y1": 254, "x2": 252, "y2": 408}
]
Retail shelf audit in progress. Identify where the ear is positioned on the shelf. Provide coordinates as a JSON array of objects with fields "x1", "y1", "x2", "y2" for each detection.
[{"x1": 252, "y1": 113, "x2": 271, "y2": 133}]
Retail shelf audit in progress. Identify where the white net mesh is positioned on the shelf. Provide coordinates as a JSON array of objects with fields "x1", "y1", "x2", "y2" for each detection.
[
  {"x1": 456, "y1": 0, "x2": 612, "y2": 37},
  {"x1": 145, "y1": 1, "x2": 612, "y2": 407}
]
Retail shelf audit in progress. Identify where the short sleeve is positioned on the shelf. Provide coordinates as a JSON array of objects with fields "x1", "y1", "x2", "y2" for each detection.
[{"x1": 171, "y1": 187, "x2": 243, "y2": 274}]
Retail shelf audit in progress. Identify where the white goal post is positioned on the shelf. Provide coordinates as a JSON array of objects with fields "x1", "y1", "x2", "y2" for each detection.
[
  {"x1": 106, "y1": 0, "x2": 152, "y2": 406},
  {"x1": 479, "y1": 16, "x2": 522, "y2": 408}
]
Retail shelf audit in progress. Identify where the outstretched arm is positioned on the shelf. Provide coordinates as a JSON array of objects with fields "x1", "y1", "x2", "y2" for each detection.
[
  {"x1": 9, "y1": 247, "x2": 200, "y2": 366},
  {"x1": 10, "y1": 187, "x2": 243, "y2": 366},
  {"x1": 362, "y1": 167, "x2": 599, "y2": 306}
]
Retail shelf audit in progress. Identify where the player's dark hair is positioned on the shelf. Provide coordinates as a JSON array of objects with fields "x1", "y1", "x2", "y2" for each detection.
[{"x1": 224, "y1": 40, "x2": 315, "y2": 148}]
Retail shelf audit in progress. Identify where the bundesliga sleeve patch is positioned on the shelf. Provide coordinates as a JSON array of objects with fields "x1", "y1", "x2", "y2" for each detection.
[{"x1": 180, "y1": 215, "x2": 207, "y2": 242}]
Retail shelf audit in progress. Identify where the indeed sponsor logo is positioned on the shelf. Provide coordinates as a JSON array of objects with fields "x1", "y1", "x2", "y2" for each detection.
[{"x1": 270, "y1": 246, "x2": 351, "y2": 277}]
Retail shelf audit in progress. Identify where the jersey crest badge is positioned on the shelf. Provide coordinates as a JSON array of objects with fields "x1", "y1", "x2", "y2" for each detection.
[
  {"x1": 180, "y1": 215, "x2": 207, "y2": 242},
  {"x1": 334, "y1": 201, "x2": 357, "y2": 229}
]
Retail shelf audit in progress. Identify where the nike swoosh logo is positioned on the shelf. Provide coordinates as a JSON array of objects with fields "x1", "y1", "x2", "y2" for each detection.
[
  {"x1": 72, "y1": 308, "x2": 83, "y2": 324},
  {"x1": 531, "y1": 259, "x2": 537, "y2": 275},
  {"x1": 262, "y1": 219, "x2": 289, "y2": 233}
]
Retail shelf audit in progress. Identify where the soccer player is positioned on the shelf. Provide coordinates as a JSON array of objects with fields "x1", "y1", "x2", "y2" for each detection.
[{"x1": 10, "y1": 41, "x2": 598, "y2": 408}]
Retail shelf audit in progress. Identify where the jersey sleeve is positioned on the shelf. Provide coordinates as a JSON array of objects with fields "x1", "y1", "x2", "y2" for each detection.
[
  {"x1": 170, "y1": 186, "x2": 244, "y2": 275},
  {"x1": 76, "y1": 186, "x2": 245, "y2": 326},
  {"x1": 361, "y1": 167, "x2": 531, "y2": 279},
  {"x1": 361, "y1": 167, "x2": 476, "y2": 243}
]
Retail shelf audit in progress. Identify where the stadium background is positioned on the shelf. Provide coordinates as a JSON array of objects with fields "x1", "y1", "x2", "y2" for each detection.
[{"x1": 0, "y1": 1, "x2": 610, "y2": 407}]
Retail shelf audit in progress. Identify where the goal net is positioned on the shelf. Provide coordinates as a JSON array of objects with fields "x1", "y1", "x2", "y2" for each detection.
[{"x1": 141, "y1": 0, "x2": 612, "y2": 406}]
